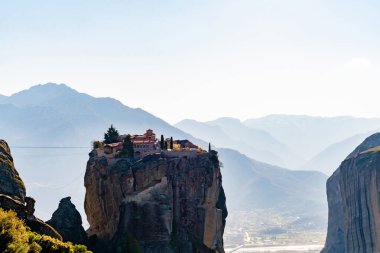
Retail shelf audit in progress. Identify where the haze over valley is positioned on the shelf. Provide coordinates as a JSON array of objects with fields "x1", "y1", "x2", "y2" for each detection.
[{"x1": 1, "y1": 83, "x2": 380, "y2": 250}]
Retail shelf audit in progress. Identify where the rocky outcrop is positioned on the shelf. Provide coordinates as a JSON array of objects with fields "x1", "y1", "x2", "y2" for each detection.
[
  {"x1": 0, "y1": 140, "x2": 26, "y2": 202},
  {"x1": 47, "y1": 197, "x2": 88, "y2": 245},
  {"x1": 85, "y1": 150, "x2": 227, "y2": 253},
  {"x1": 0, "y1": 139, "x2": 62, "y2": 240},
  {"x1": 322, "y1": 133, "x2": 380, "y2": 253}
]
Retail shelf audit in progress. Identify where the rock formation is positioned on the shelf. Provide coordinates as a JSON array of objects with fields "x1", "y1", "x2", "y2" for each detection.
[
  {"x1": 47, "y1": 197, "x2": 88, "y2": 245},
  {"x1": 322, "y1": 133, "x2": 380, "y2": 253},
  {"x1": 84, "y1": 149, "x2": 227, "y2": 253},
  {"x1": 0, "y1": 139, "x2": 62, "y2": 240},
  {"x1": 0, "y1": 139, "x2": 26, "y2": 202}
]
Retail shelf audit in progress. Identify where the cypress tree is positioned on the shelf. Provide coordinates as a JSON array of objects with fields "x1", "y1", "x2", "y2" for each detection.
[
  {"x1": 123, "y1": 134, "x2": 134, "y2": 158},
  {"x1": 160, "y1": 135, "x2": 165, "y2": 149},
  {"x1": 164, "y1": 141, "x2": 168, "y2": 150},
  {"x1": 170, "y1": 137, "x2": 174, "y2": 150},
  {"x1": 209, "y1": 142, "x2": 211, "y2": 152}
]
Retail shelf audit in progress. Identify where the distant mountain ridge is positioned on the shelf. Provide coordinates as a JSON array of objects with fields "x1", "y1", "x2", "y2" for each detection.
[
  {"x1": 218, "y1": 148, "x2": 327, "y2": 215},
  {"x1": 0, "y1": 83, "x2": 206, "y2": 147},
  {"x1": 175, "y1": 118, "x2": 300, "y2": 168},
  {"x1": 0, "y1": 94, "x2": 7, "y2": 102},
  {"x1": 244, "y1": 114, "x2": 380, "y2": 166},
  {"x1": 301, "y1": 131, "x2": 380, "y2": 175}
]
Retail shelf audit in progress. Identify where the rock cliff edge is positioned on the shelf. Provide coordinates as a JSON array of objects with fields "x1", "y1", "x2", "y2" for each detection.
[
  {"x1": 322, "y1": 133, "x2": 380, "y2": 253},
  {"x1": 84, "y1": 149, "x2": 227, "y2": 253}
]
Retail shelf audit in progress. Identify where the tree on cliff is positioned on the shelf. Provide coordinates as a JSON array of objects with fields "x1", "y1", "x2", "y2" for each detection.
[
  {"x1": 170, "y1": 137, "x2": 174, "y2": 150},
  {"x1": 104, "y1": 125, "x2": 119, "y2": 144},
  {"x1": 122, "y1": 134, "x2": 134, "y2": 158},
  {"x1": 160, "y1": 135, "x2": 165, "y2": 149}
]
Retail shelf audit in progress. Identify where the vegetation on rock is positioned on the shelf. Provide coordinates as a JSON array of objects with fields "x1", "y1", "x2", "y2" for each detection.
[
  {"x1": 0, "y1": 208, "x2": 91, "y2": 253},
  {"x1": 92, "y1": 141, "x2": 104, "y2": 149},
  {"x1": 121, "y1": 135, "x2": 134, "y2": 158},
  {"x1": 104, "y1": 125, "x2": 119, "y2": 144}
]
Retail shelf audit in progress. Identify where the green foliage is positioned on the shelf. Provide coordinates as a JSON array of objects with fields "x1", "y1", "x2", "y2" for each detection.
[
  {"x1": 0, "y1": 208, "x2": 91, "y2": 253},
  {"x1": 104, "y1": 124, "x2": 120, "y2": 144},
  {"x1": 160, "y1": 135, "x2": 165, "y2": 150},
  {"x1": 122, "y1": 135, "x2": 134, "y2": 158},
  {"x1": 0, "y1": 208, "x2": 30, "y2": 253},
  {"x1": 116, "y1": 234, "x2": 142, "y2": 253},
  {"x1": 92, "y1": 140, "x2": 104, "y2": 149},
  {"x1": 169, "y1": 137, "x2": 173, "y2": 150}
]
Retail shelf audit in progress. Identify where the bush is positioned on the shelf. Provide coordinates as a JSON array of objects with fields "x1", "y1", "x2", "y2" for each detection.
[
  {"x1": 0, "y1": 208, "x2": 91, "y2": 253},
  {"x1": 92, "y1": 140, "x2": 104, "y2": 149}
]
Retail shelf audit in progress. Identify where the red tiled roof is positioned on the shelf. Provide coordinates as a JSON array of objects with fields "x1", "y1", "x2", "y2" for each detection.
[{"x1": 105, "y1": 142, "x2": 123, "y2": 148}]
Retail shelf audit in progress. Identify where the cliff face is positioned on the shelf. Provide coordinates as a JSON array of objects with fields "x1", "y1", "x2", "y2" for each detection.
[
  {"x1": 0, "y1": 140, "x2": 26, "y2": 202},
  {"x1": 0, "y1": 139, "x2": 62, "y2": 240},
  {"x1": 84, "y1": 150, "x2": 227, "y2": 253},
  {"x1": 322, "y1": 133, "x2": 380, "y2": 253}
]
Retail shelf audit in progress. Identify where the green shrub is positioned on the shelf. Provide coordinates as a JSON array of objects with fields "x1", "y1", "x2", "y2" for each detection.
[
  {"x1": 92, "y1": 140, "x2": 104, "y2": 149},
  {"x1": 0, "y1": 208, "x2": 91, "y2": 253}
]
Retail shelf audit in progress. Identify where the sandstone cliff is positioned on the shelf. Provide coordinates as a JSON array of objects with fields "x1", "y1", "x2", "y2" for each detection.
[
  {"x1": 47, "y1": 197, "x2": 88, "y2": 245},
  {"x1": 84, "y1": 149, "x2": 227, "y2": 253},
  {"x1": 0, "y1": 139, "x2": 62, "y2": 240},
  {"x1": 0, "y1": 139, "x2": 26, "y2": 202},
  {"x1": 322, "y1": 133, "x2": 380, "y2": 253}
]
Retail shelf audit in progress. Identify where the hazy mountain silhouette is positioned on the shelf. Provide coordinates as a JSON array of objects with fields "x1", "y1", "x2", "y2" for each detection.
[
  {"x1": 176, "y1": 118, "x2": 300, "y2": 168},
  {"x1": 219, "y1": 148, "x2": 327, "y2": 218},
  {"x1": 0, "y1": 83, "x2": 205, "y2": 147},
  {"x1": 302, "y1": 130, "x2": 380, "y2": 175},
  {"x1": 244, "y1": 114, "x2": 380, "y2": 166},
  {"x1": 0, "y1": 94, "x2": 7, "y2": 102}
]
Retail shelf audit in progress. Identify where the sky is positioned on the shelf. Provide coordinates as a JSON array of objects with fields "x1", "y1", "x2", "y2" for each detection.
[{"x1": 1, "y1": 0, "x2": 380, "y2": 124}]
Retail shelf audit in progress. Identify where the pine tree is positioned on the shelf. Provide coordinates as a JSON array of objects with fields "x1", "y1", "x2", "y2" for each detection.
[
  {"x1": 160, "y1": 135, "x2": 165, "y2": 149},
  {"x1": 123, "y1": 134, "x2": 134, "y2": 158},
  {"x1": 104, "y1": 124, "x2": 120, "y2": 144},
  {"x1": 170, "y1": 137, "x2": 174, "y2": 150}
]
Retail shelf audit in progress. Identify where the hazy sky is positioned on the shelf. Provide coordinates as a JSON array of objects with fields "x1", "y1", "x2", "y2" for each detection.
[{"x1": 1, "y1": 0, "x2": 380, "y2": 123}]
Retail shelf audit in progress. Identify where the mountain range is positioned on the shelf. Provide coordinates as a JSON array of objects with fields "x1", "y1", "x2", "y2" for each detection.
[
  {"x1": 177, "y1": 115, "x2": 380, "y2": 173},
  {"x1": 218, "y1": 148, "x2": 326, "y2": 215},
  {"x1": 0, "y1": 83, "x2": 205, "y2": 147},
  {"x1": 176, "y1": 118, "x2": 300, "y2": 168},
  {"x1": 3, "y1": 83, "x2": 377, "y2": 243},
  {"x1": 300, "y1": 131, "x2": 379, "y2": 175},
  {"x1": 245, "y1": 115, "x2": 380, "y2": 167}
]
